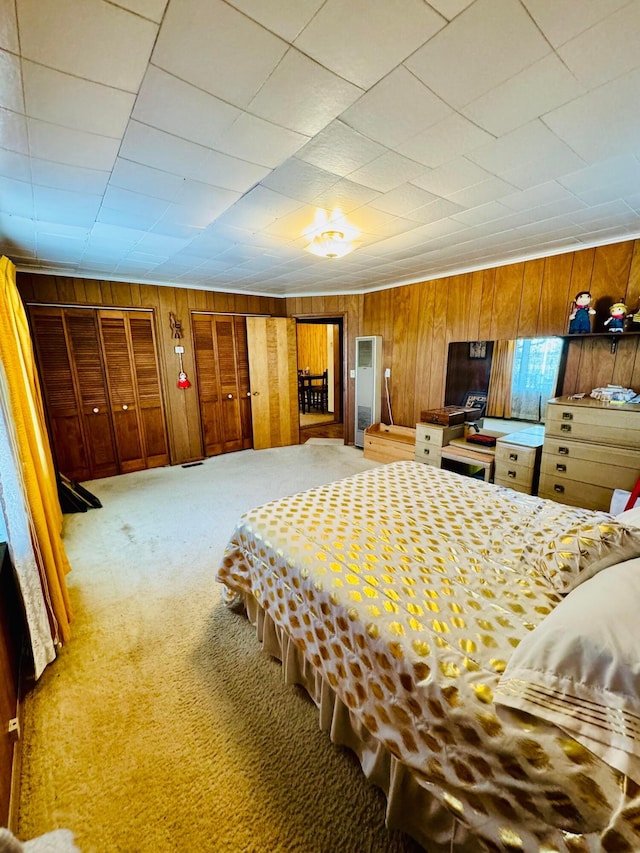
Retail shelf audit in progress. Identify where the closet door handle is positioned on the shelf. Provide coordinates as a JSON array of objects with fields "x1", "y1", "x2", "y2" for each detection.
[
  {"x1": 92, "y1": 407, "x2": 99, "y2": 414},
  {"x1": 227, "y1": 394, "x2": 233, "y2": 399},
  {"x1": 122, "y1": 404, "x2": 128, "y2": 410}
]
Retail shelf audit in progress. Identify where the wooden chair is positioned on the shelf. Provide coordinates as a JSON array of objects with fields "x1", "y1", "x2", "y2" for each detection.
[{"x1": 309, "y1": 370, "x2": 328, "y2": 413}]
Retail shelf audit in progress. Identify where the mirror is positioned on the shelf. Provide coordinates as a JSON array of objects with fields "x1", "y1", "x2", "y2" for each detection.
[{"x1": 445, "y1": 337, "x2": 565, "y2": 423}]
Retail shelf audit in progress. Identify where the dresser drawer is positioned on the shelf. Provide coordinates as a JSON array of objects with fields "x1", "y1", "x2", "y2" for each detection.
[
  {"x1": 494, "y1": 443, "x2": 538, "y2": 470},
  {"x1": 415, "y1": 422, "x2": 464, "y2": 448},
  {"x1": 546, "y1": 402, "x2": 640, "y2": 448},
  {"x1": 415, "y1": 442, "x2": 442, "y2": 466},
  {"x1": 543, "y1": 437, "x2": 640, "y2": 468},
  {"x1": 495, "y1": 476, "x2": 533, "y2": 495},
  {"x1": 538, "y1": 475, "x2": 613, "y2": 512},
  {"x1": 540, "y1": 449, "x2": 640, "y2": 491},
  {"x1": 494, "y1": 460, "x2": 535, "y2": 490}
]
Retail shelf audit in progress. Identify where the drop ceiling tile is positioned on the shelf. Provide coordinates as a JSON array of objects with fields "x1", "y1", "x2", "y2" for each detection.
[
  {"x1": 96, "y1": 206, "x2": 159, "y2": 232},
  {"x1": 102, "y1": 185, "x2": 171, "y2": 219},
  {"x1": 0, "y1": 50, "x2": 23, "y2": 113},
  {"x1": 216, "y1": 112, "x2": 309, "y2": 169},
  {"x1": 0, "y1": 148, "x2": 29, "y2": 181},
  {"x1": 543, "y1": 70, "x2": 640, "y2": 163},
  {"x1": 558, "y1": 3, "x2": 640, "y2": 89},
  {"x1": 263, "y1": 205, "x2": 322, "y2": 240},
  {"x1": 33, "y1": 185, "x2": 103, "y2": 227},
  {"x1": 522, "y1": 0, "x2": 630, "y2": 48},
  {"x1": 216, "y1": 186, "x2": 304, "y2": 231},
  {"x1": 410, "y1": 157, "x2": 491, "y2": 196},
  {"x1": 0, "y1": 0, "x2": 18, "y2": 52},
  {"x1": 569, "y1": 199, "x2": 639, "y2": 228},
  {"x1": 427, "y1": 0, "x2": 475, "y2": 20},
  {"x1": 152, "y1": 0, "x2": 287, "y2": 108},
  {"x1": 341, "y1": 66, "x2": 453, "y2": 150},
  {"x1": 451, "y1": 200, "x2": 512, "y2": 226},
  {"x1": 347, "y1": 151, "x2": 426, "y2": 193},
  {"x1": 0, "y1": 108, "x2": 28, "y2": 154},
  {"x1": 467, "y1": 120, "x2": 583, "y2": 177},
  {"x1": 559, "y1": 155, "x2": 640, "y2": 197},
  {"x1": 149, "y1": 218, "x2": 202, "y2": 239},
  {"x1": 461, "y1": 54, "x2": 585, "y2": 136},
  {"x1": 311, "y1": 177, "x2": 381, "y2": 212},
  {"x1": 297, "y1": 120, "x2": 386, "y2": 177},
  {"x1": 18, "y1": 0, "x2": 158, "y2": 91},
  {"x1": 133, "y1": 66, "x2": 240, "y2": 147},
  {"x1": 120, "y1": 121, "x2": 270, "y2": 192},
  {"x1": 248, "y1": 48, "x2": 362, "y2": 136},
  {"x1": 398, "y1": 114, "x2": 495, "y2": 169},
  {"x1": 224, "y1": 0, "x2": 325, "y2": 41},
  {"x1": 446, "y1": 175, "x2": 518, "y2": 207},
  {"x1": 0, "y1": 175, "x2": 33, "y2": 217},
  {"x1": 261, "y1": 158, "x2": 339, "y2": 202},
  {"x1": 113, "y1": 0, "x2": 168, "y2": 23},
  {"x1": 406, "y1": 0, "x2": 549, "y2": 109},
  {"x1": 132, "y1": 232, "x2": 192, "y2": 255},
  {"x1": 370, "y1": 183, "x2": 439, "y2": 216},
  {"x1": 500, "y1": 181, "x2": 580, "y2": 212},
  {"x1": 23, "y1": 62, "x2": 135, "y2": 138},
  {"x1": 31, "y1": 159, "x2": 111, "y2": 195},
  {"x1": 28, "y1": 118, "x2": 120, "y2": 171},
  {"x1": 294, "y1": 0, "x2": 445, "y2": 89},
  {"x1": 407, "y1": 197, "x2": 465, "y2": 225},
  {"x1": 109, "y1": 158, "x2": 186, "y2": 201}
]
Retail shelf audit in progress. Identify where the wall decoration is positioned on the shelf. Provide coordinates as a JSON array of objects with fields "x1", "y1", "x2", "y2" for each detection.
[{"x1": 469, "y1": 340, "x2": 487, "y2": 359}]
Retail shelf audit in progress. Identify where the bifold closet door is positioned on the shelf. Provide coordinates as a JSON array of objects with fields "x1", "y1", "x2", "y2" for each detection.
[
  {"x1": 192, "y1": 314, "x2": 252, "y2": 456},
  {"x1": 98, "y1": 311, "x2": 169, "y2": 473},
  {"x1": 30, "y1": 306, "x2": 119, "y2": 481}
]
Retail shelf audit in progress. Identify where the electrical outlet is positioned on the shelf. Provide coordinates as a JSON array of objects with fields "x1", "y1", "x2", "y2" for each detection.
[
  {"x1": 349, "y1": 369, "x2": 355, "y2": 379},
  {"x1": 384, "y1": 368, "x2": 391, "y2": 378}
]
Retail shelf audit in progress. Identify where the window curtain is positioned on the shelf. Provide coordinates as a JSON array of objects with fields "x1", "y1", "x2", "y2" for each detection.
[
  {"x1": 0, "y1": 256, "x2": 72, "y2": 674},
  {"x1": 510, "y1": 337, "x2": 564, "y2": 422},
  {"x1": 486, "y1": 339, "x2": 515, "y2": 418}
]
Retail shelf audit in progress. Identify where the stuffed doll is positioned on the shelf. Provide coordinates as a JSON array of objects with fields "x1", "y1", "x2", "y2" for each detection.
[
  {"x1": 604, "y1": 300, "x2": 628, "y2": 333},
  {"x1": 568, "y1": 291, "x2": 596, "y2": 334}
]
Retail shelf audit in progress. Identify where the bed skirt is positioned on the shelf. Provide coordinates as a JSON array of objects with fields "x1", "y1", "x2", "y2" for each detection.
[{"x1": 238, "y1": 590, "x2": 475, "y2": 853}]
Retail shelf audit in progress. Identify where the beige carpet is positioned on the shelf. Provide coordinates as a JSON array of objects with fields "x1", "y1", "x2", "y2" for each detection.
[{"x1": 18, "y1": 445, "x2": 424, "y2": 853}]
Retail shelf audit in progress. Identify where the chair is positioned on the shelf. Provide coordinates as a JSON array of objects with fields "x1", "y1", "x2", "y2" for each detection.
[{"x1": 309, "y1": 370, "x2": 328, "y2": 413}]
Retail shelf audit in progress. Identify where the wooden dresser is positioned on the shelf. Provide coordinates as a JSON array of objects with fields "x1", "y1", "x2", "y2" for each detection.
[
  {"x1": 414, "y1": 421, "x2": 465, "y2": 468},
  {"x1": 364, "y1": 423, "x2": 416, "y2": 463},
  {"x1": 494, "y1": 426, "x2": 544, "y2": 495},
  {"x1": 539, "y1": 397, "x2": 640, "y2": 511}
]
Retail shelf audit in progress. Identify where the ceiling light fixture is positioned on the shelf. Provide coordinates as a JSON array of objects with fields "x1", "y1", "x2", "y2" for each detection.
[
  {"x1": 306, "y1": 229, "x2": 353, "y2": 259},
  {"x1": 304, "y1": 209, "x2": 358, "y2": 259}
]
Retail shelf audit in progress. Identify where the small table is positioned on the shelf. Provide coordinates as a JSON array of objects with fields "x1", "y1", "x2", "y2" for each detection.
[{"x1": 298, "y1": 374, "x2": 324, "y2": 413}]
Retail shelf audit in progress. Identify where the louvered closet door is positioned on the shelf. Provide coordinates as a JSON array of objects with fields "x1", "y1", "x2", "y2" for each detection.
[
  {"x1": 99, "y1": 312, "x2": 145, "y2": 473},
  {"x1": 193, "y1": 315, "x2": 223, "y2": 456},
  {"x1": 215, "y1": 317, "x2": 244, "y2": 453},
  {"x1": 234, "y1": 317, "x2": 253, "y2": 450},
  {"x1": 29, "y1": 307, "x2": 90, "y2": 481},
  {"x1": 128, "y1": 312, "x2": 169, "y2": 468},
  {"x1": 65, "y1": 309, "x2": 119, "y2": 479}
]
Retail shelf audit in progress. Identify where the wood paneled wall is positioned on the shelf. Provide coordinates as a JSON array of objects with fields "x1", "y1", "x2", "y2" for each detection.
[
  {"x1": 287, "y1": 240, "x2": 640, "y2": 436},
  {"x1": 296, "y1": 323, "x2": 328, "y2": 374},
  {"x1": 17, "y1": 274, "x2": 285, "y2": 465}
]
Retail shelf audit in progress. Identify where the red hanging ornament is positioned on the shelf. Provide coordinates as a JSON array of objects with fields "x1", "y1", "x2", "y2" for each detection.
[{"x1": 177, "y1": 370, "x2": 191, "y2": 389}]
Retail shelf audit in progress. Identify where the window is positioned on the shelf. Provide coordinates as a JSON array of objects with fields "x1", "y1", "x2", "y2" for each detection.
[{"x1": 510, "y1": 337, "x2": 563, "y2": 421}]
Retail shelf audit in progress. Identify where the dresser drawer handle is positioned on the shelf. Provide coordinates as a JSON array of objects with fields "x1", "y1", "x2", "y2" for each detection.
[
  {"x1": 554, "y1": 484, "x2": 565, "y2": 494},
  {"x1": 562, "y1": 412, "x2": 573, "y2": 420},
  {"x1": 508, "y1": 470, "x2": 516, "y2": 478},
  {"x1": 423, "y1": 447, "x2": 430, "y2": 456},
  {"x1": 555, "y1": 463, "x2": 566, "y2": 472},
  {"x1": 560, "y1": 424, "x2": 572, "y2": 432},
  {"x1": 558, "y1": 446, "x2": 569, "y2": 455},
  {"x1": 424, "y1": 434, "x2": 431, "y2": 441},
  {"x1": 508, "y1": 452, "x2": 518, "y2": 461}
]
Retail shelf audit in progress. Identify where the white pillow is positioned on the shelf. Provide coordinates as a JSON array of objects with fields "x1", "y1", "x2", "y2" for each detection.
[
  {"x1": 495, "y1": 557, "x2": 640, "y2": 782},
  {"x1": 618, "y1": 506, "x2": 640, "y2": 528}
]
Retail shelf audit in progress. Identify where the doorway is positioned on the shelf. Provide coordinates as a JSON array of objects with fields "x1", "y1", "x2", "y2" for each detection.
[{"x1": 295, "y1": 317, "x2": 344, "y2": 441}]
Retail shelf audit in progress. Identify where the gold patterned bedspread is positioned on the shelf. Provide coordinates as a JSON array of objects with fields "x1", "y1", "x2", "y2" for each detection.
[{"x1": 217, "y1": 461, "x2": 640, "y2": 852}]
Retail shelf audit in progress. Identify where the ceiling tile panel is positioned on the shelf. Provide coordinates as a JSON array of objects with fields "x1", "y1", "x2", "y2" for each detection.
[
  {"x1": 0, "y1": 49, "x2": 23, "y2": 113},
  {"x1": 522, "y1": 0, "x2": 630, "y2": 48},
  {"x1": 31, "y1": 159, "x2": 111, "y2": 196},
  {"x1": 224, "y1": 0, "x2": 325, "y2": 42},
  {"x1": 152, "y1": 0, "x2": 287, "y2": 108},
  {"x1": 112, "y1": 0, "x2": 169, "y2": 23},
  {"x1": 215, "y1": 113, "x2": 310, "y2": 169},
  {"x1": 133, "y1": 66, "x2": 241, "y2": 147},
  {"x1": 23, "y1": 62, "x2": 135, "y2": 138},
  {"x1": 0, "y1": 175, "x2": 34, "y2": 217},
  {"x1": 0, "y1": 108, "x2": 28, "y2": 154},
  {"x1": 248, "y1": 48, "x2": 363, "y2": 136},
  {"x1": 297, "y1": 120, "x2": 386, "y2": 176},
  {"x1": 341, "y1": 66, "x2": 453, "y2": 149},
  {"x1": 0, "y1": 0, "x2": 18, "y2": 52},
  {"x1": 28, "y1": 119, "x2": 120, "y2": 171},
  {"x1": 0, "y1": 148, "x2": 30, "y2": 181},
  {"x1": 347, "y1": 151, "x2": 427, "y2": 193},
  {"x1": 410, "y1": 157, "x2": 492, "y2": 196},
  {"x1": 109, "y1": 158, "x2": 187, "y2": 201},
  {"x1": 461, "y1": 54, "x2": 585, "y2": 136},
  {"x1": 215, "y1": 186, "x2": 304, "y2": 231},
  {"x1": 398, "y1": 114, "x2": 495, "y2": 168},
  {"x1": 311, "y1": 177, "x2": 382, "y2": 212},
  {"x1": 33, "y1": 185, "x2": 103, "y2": 227},
  {"x1": 558, "y1": 3, "x2": 640, "y2": 88},
  {"x1": 370, "y1": 183, "x2": 439, "y2": 216},
  {"x1": 18, "y1": 0, "x2": 158, "y2": 91},
  {"x1": 261, "y1": 158, "x2": 340, "y2": 202},
  {"x1": 446, "y1": 176, "x2": 518, "y2": 207},
  {"x1": 405, "y1": 0, "x2": 550, "y2": 109},
  {"x1": 294, "y1": 0, "x2": 446, "y2": 89},
  {"x1": 426, "y1": 0, "x2": 475, "y2": 20}
]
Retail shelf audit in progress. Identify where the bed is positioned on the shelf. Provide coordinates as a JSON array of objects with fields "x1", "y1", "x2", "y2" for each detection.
[{"x1": 216, "y1": 460, "x2": 640, "y2": 852}]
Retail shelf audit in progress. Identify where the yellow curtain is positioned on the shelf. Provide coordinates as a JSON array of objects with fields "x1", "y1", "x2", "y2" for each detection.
[
  {"x1": 0, "y1": 256, "x2": 72, "y2": 643},
  {"x1": 486, "y1": 339, "x2": 515, "y2": 419}
]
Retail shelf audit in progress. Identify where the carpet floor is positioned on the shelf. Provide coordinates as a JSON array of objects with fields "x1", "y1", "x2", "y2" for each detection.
[{"x1": 17, "y1": 445, "x2": 424, "y2": 853}]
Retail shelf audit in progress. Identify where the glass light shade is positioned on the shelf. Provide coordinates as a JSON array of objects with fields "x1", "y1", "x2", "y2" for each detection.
[{"x1": 306, "y1": 230, "x2": 354, "y2": 259}]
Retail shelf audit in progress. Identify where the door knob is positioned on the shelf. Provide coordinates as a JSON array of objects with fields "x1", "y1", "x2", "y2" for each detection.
[
  {"x1": 246, "y1": 392, "x2": 251, "y2": 397},
  {"x1": 122, "y1": 404, "x2": 128, "y2": 410},
  {"x1": 92, "y1": 407, "x2": 99, "y2": 413},
  {"x1": 227, "y1": 393, "x2": 233, "y2": 399}
]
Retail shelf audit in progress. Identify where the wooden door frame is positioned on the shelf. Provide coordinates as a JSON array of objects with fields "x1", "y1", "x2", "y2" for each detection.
[{"x1": 291, "y1": 312, "x2": 348, "y2": 444}]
